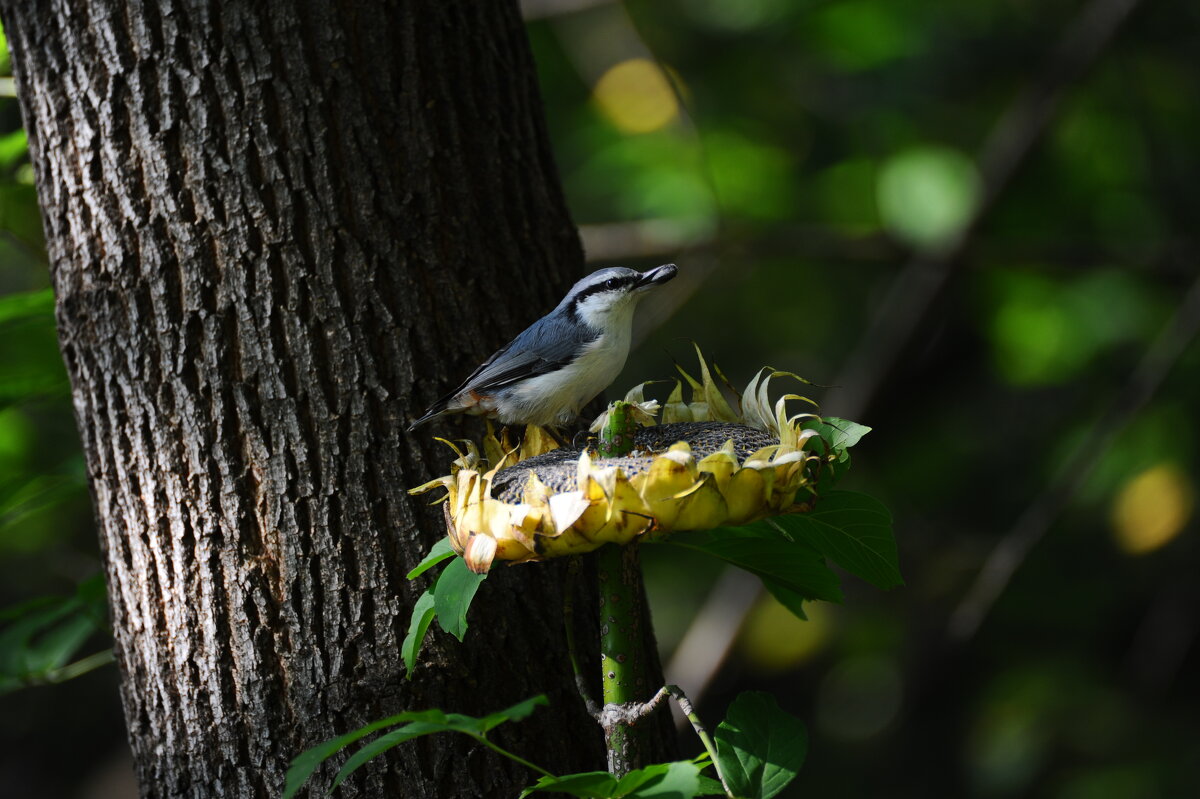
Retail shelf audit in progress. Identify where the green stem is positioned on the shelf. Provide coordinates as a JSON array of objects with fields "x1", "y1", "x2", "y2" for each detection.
[
  {"x1": 25, "y1": 649, "x2": 116, "y2": 687},
  {"x1": 597, "y1": 542, "x2": 649, "y2": 776},
  {"x1": 595, "y1": 400, "x2": 651, "y2": 776}
]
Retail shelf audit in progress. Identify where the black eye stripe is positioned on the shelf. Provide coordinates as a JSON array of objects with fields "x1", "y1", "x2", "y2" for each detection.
[{"x1": 573, "y1": 275, "x2": 635, "y2": 304}]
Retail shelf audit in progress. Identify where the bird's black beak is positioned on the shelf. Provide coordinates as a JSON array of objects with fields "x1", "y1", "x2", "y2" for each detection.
[{"x1": 636, "y1": 263, "x2": 678, "y2": 289}]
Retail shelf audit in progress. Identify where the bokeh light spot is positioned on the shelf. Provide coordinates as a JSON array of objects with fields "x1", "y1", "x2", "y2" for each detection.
[
  {"x1": 738, "y1": 594, "x2": 831, "y2": 672},
  {"x1": 877, "y1": 145, "x2": 980, "y2": 249},
  {"x1": 1111, "y1": 463, "x2": 1193, "y2": 555},
  {"x1": 703, "y1": 130, "x2": 798, "y2": 219},
  {"x1": 592, "y1": 58, "x2": 679, "y2": 135}
]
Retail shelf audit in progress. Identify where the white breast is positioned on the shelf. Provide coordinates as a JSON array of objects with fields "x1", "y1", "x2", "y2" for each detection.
[{"x1": 500, "y1": 325, "x2": 633, "y2": 427}]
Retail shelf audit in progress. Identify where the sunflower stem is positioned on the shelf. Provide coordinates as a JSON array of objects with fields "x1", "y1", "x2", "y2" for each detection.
[
  {"x1": 597, "y1": 541, "x2": 650, "y2": 776},
  {"x1": 595, "y1": 401, "x2": 653, "y2": 775}
]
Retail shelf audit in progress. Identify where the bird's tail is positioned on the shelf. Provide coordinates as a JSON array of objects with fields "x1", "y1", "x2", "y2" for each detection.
[{"x1": 406, "y1": 403, "x2": 447, "y2": 432}]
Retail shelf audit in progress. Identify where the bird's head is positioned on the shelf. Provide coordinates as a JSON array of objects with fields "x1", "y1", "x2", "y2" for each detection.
[{"x1": 562, "y1": 263, "x2": 677, "y2": 330}]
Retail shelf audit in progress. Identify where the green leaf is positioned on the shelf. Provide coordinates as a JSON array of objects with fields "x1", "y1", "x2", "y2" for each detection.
[
  {"x1": 0, "y1": 577, "x2": 108, "y2": 694},
  {"x1": 694, "y1": 774, "x2": 728, "y2": 796},
  {"x1": 433, "y1": 556, "x2": 487, "y2": 641},
  {"x1": 331, "y1": 696, "x2": 548, "y2": 790},
  {"x1": 804, "y1": 417, "x2": 871, "y2": 459},
  {"x1": 283, "y1": 710, "x2": 443, "y2": 799},
  {"x1": 0, "y1": 288, "x2": 53, "y2": 324},
  {"x1": 401, "y1": 588, "x2": 436, "y2": 678},
  {"x1": 714, "y1": 692, "x2": 806, "y2": 799},
  {"x1": 520, "y1": 771, "x2": 618, "y2": 798},
  {"x1": 332, "y1": 717, "x2": 454, "y2": 788},
  {"x1": 456, "y1": 693, "x2": 549, "y2": 735},
  {"x1": 622, "y1": 761, "x2": 701, "y2": 798},
  {"x1": 521, "y1": 761, "x2": 701, "y2": 798},
  {"x1": 666, "y1": 535, "x2": 843, "y2": 603},
  {"x1": 287, "y1": 695, "x2": 549, "y2": 796},
  {"x1": 761, "y1": 579, "x2": 808, "y2": 621},
  {"x1": 406, "y1": 537, "x2": 455, "y2": 580},
  {"x1": 0, "y1": 474, "x2": 84, "y2": 531},
  {"x1": 771, "y1": 491, "x2": 902, "y2": 590}
]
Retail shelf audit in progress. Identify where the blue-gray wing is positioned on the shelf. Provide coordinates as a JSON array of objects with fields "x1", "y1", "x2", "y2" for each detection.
[
  {"x1": 408, "y1": 318, "x2": 598, "y2": 429},
  {"x1": 453, "y1": 320, "x2": 598, "y2": 394}
]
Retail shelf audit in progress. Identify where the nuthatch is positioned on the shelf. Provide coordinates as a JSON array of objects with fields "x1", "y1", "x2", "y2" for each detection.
[{"x1": 409, "y1": 263, "x2": 678, "y2": 431}]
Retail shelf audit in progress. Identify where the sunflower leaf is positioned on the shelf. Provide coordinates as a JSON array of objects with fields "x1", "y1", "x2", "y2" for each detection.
[
  {"x1": 406, "y1": 538, "x2": 456, "y2": 580},
  {"x1": 665, "y1": 534, "x2": 843, "y2": 603},
  {"x1": 401, "y1": 589, "x2": 436, "y2": 678},
  {"x1": 771, "y1": 491, "x2": 902, "y2": 589},
  {"x1": 433, "y1": 556, "x2": 487, "y2": 641}
]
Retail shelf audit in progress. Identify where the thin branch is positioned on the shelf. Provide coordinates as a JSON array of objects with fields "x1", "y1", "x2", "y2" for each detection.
[
  {"x1": 563, "y1": 557, "x2": 601, "y2": 718},
  {"x1": 827, "y1": 0, "x2": 1147, "y2": 421},
  {"x1": 950, "y1": 273, "x2": 1200, "y2": 640},
  {"x1": 664, "y1": 685, "x2": 734, "y2": 799},
  {"x1": 596, "y1": 684, "x2": 735, "y2": 798}
]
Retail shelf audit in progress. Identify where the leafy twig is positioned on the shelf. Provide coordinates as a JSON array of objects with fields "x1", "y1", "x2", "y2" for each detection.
[{"x1": 564, "y1": 557, "x2": 600, "y2": 718}]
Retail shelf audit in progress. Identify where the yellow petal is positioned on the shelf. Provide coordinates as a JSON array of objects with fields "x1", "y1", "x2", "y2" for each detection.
[
  {"x1": 635, "y1": 446, "x2": 697, "y2": 530},
  {"x1": 521, "y1": 425, "x2": 560, "y2": 459},
  {"x1": 693, "y1": 343, "x2": 738, "y2": 422},
  {"x1": 697, "y1": 442, "x2": 738, "y2": 490},
  {"x1": 725, "y1": 465, "x2": 768, "y2": 524},
  {"x1": 667, "y1": 472, "x2": 729, "y2": 531},
  {"x1": 661, "y1": 380, "x2": 693, "y2": 423}
]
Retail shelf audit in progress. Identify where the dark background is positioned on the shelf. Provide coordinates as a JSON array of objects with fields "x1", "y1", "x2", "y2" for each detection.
[{"x1": 2, "y1": 1, "x2": 1198, "y2": 796}]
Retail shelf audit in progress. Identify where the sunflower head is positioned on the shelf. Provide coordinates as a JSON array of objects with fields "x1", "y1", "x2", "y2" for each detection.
[{"x1": 410, "y1": 348, "x2": 840, "y2": 573}]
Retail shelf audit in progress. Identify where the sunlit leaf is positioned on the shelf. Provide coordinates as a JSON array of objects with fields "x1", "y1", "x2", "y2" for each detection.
[
  {"x1": 694, "y1": 773, "x2": 728, "y2": 796},
  {"x1": 401, "y1": 588, "x2": 436, "y2": 678},
  {"x1": 520, "y1": 771, "x2": 619, "y2": 798},
  {"x1": 804, "y1": 417, "x2": 871, "y2": 459},
  {"x1": 433, "y1": 556, "x2": 487, "y2": 641},
  {"x1": 521, "y1": 760, "x2": 701, "y2": 798},
  {"x1": 406, "y1": 537, "x2": 456, "y2": 580},
  {"x1": 714, "y1": 692, "x2": 806, "y2": 799}
]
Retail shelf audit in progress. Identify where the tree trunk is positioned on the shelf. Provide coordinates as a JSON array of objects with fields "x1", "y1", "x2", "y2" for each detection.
[{"x1": 0, "y1": 1, "x2": 655, "y2": 795}]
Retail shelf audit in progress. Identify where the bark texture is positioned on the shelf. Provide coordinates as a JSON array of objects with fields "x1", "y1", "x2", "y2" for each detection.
[{"x1": 0, "y1": 1, "x2": 627, "y2": 795}]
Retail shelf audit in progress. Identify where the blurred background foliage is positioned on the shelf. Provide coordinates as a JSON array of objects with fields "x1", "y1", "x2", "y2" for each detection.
[{"x1": 2, "y1": 0, "x2": 1199, "y2": 796}]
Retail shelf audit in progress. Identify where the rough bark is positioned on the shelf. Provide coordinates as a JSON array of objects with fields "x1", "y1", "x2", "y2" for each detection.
[{"x1": 0, "y1": 1, "x2": 643, "y2": 796}]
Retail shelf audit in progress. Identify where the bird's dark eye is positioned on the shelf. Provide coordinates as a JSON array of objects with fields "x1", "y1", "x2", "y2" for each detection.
[{"x1": 603, "y1": 278, "x2": 620, "y2": 290}]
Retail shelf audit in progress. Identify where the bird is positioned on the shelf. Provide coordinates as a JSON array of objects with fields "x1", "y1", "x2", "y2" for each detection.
[{"x1": 408, "y1": 263, "x2": 678, "y2": 432}]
